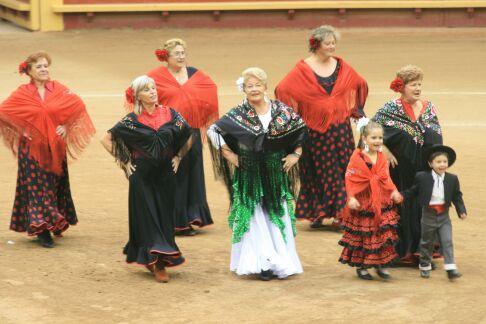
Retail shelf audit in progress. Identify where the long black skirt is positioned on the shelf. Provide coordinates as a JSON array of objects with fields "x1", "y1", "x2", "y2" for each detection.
[
  {"x1": 173, "y1": 129, "x2": 213, "y2": 231},
  {"x1": 123, "y1": 158, "x2": 184, "y2": 267}
]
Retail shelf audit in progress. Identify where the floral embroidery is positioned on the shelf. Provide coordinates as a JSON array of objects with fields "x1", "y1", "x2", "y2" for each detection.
[
  {"x1": 120, "y1": 116, "x2": 136, "y2": 130},
  {"x1": 373, "y1": 99, "x2": 442, "y2": 145},
  {"x1": 225, "y1": 100, "x2": 305, "y2": 138}
]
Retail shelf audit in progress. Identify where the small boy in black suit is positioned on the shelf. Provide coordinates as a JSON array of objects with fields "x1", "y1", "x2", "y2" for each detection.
[{"x1": 404, "y1": 144, "x2": 467, "y2": 281}]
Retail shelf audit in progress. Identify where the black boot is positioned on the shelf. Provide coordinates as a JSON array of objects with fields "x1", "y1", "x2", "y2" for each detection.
[
  {"x1": 447, "y1": 270, "x2": 462, "y2": 281},
  {"x1": 259, "y1": 270, "x2": 273, "y2": 281},
  {"x1": 37, "y1": 230, "x2": 54, "y2": 248}
]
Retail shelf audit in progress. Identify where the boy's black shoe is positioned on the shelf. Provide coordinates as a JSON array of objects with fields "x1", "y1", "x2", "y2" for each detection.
[
  {"x1": 259, "y1": 270, "x2": 273, "y2": 281},
  {"x1": 447, "y1": 270, "x2": 462, "y2": 281},
  {"x1": 420, "y1": 270, "x2": 430, "y2": 278},
  {"x1": 356, "y1": 269, "x2": 373, "y2": 280},
  {"x1": 37, "y1": 230, "x2": 54, "y2": 248}
]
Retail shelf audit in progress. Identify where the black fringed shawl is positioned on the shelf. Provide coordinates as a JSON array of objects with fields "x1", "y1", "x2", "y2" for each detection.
[
  {"x1": 209, "y1": 99, "x2": 307, "y2": 242},
  {"x1": 109, "y1": 108, "x2": 192, "y2": 177}
]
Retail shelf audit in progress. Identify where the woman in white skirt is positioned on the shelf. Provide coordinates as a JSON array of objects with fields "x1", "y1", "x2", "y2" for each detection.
[{"x1": 207, "y1": 67, "x2": 306, "y2": 280}]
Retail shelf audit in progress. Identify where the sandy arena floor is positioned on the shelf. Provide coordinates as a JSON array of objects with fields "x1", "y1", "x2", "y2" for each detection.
[{"x1": 1, "y1": 23, "x2": 486, "y2": 323}]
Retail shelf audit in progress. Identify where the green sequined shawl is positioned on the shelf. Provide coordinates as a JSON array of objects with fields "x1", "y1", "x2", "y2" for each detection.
[{"x1": 209, "y1": 100, "x2": 306, "y2": 243}]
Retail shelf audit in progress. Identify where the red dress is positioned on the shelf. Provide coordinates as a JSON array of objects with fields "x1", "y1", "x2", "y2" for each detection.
[{"x1": 339, "y1": 149, "x2": 400, "y2": 268}]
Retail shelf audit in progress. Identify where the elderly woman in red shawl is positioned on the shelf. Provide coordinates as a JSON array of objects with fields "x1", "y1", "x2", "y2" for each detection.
[
  {"x1": 276, "y1": 25, "x2": 368, "y2": 229},
  {"x1": 0, "y1": 52, "x2": 95, "y2": 248},
  {"x1": 147, "y1": 38, "x2": 218, "y2": 236}
]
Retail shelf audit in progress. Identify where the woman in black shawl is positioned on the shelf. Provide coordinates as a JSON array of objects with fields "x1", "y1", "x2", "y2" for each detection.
[
  {"x1": 207, "y1": 68, "x2": 307, "y2": 281},
  {"x1": 101, "y1": 75, "x2": 193, "y2": 283}
]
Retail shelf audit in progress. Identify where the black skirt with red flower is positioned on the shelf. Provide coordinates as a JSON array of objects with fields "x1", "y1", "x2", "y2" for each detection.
[
  {"x1": 9, "y1": 140, "x2": 77, "y2": 236},
  {"x1": 339, "y1": 203, "x2": 399, "y2": 268},
  {"x1": 296, "y1": 122, "x2": 355, "y2": 222}
]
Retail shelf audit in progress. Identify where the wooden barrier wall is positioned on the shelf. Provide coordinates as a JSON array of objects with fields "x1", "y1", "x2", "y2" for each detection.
[{"x1": 1, "y1": 0, "x2": 486, "y2": 31}]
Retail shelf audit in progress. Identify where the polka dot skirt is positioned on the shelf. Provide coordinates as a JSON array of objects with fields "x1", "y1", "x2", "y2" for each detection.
[
  {"x1": 296, "y1": 121, "x2": 355, "y2": 222},
  {"x1": 9, "y1": 140, "x2": 77, "y2": 236}
]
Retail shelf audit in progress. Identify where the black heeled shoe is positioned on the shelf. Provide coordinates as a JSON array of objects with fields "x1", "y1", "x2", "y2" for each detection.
[
  {"x1": 356, "y1": 268, "x2": 373, "y2": 280},
  {"x1": 37, "y1": 230, "x2": 54, "y2": 248},
  {"x1": 376, "y1": 267, "x2": 392, "y2": 280},
  {"x1": 259, "y1": 270, "x2": 273, "y2": 281}
]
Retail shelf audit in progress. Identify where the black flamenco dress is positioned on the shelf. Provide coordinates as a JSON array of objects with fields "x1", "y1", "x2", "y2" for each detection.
[{"x1": 108, "y1": 106, "x2": 192, "y2": 267}]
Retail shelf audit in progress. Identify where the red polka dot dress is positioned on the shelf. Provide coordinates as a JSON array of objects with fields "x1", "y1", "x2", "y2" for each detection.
[{"x1": 295, "y1": 62, "x2": 361, "y2": 223}]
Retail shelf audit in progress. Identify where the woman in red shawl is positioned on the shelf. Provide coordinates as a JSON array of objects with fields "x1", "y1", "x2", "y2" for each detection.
[
  {"x1": 339, "y1": 120, "x2": 402, "y2": 280},
  {"x1": 276, "y1": 25, "x2": 368, "y2": 229},
  {"x1": 147, "y1": 38, "x2": 218, "y2": 236},
  {"x1": 0, "y1": 52, "x2": 95, "y2": 248}
]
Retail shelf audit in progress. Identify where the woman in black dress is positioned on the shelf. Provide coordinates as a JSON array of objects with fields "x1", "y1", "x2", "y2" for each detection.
[
  {"x1": 373, "y1": 65, "x2": 443, "y2": 265},
  {"x1": 101, "y1": 75, "x2": 193, "y2": 282},
  {"x1": 147, "y1": 38, "x2": 218, "y2": 236}
]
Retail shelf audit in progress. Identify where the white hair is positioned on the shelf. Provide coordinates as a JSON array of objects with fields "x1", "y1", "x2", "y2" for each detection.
[{"x1": 130, "y1": 75, "x2": 156, "y2": 115}]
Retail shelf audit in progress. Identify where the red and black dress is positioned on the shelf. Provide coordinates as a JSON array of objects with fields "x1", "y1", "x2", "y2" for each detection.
[
  {"x1": 339, "y1": 149, "x2": 399, "y2": 268},
  {"x1": 108, "y1": 106, "x2": 192, "y2": 267},
  {"x1": 0, "y1": 81, "x2": 95, "y2": 236},
  {"x1": 147, "y1": 66, "x2": 218, "y2": 232},
  {"x1": 276, "y1": 58, "x2": 368, "y2": 223}
]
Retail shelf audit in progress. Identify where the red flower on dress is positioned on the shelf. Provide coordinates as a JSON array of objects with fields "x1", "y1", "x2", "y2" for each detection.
[
  {"x1": 155, "y1": 49, "x2": 169, "y2": 62},
  {"x1": 18, "y1": 61, "x2": 28, "y2": 75},
  {"x1": 309, "y1": 36, "x2": 320, "y2": 51},
  {"x1": 125, "y1": 87, "x2": 135, "y2": 104},
  {"x1": 389, "y1": 77, "x2": 404, "y2": 93}
]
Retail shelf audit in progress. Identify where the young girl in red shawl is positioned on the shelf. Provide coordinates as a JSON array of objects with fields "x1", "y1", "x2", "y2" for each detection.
[
  {"x1": 0, "y1": 52, "x2": 95, "y2": 248},
  {"x1": 339, "y1": 120, "x2": 402, "y2": 280}
]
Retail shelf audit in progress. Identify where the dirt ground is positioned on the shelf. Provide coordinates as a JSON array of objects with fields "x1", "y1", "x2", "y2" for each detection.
[{"x1": 1, "y1": 23, "x2": 486, "y2": 324}]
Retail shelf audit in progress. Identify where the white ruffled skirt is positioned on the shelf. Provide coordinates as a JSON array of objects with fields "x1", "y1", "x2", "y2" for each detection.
[{"x1": 230, "y1": 202, "x2": 303, "y2": 278}]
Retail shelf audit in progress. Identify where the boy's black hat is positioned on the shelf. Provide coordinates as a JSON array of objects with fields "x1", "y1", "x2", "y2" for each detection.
[{"x1": 424, "y1": 144, "x2": 456, "y2": 168}]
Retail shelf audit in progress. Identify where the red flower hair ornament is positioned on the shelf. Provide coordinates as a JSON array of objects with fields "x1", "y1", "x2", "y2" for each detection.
[
  {"x1": 125, "y1": 87, "x2": 135, "y2": 104},
  {"x1": 309, "y1": 36, "x2": 320, "y2": 51},
  {"x1": 390, "y1": 77, "x2": 404, "y2": 93},
  {"x1": 18, "y1": 61, "x2": 28, "y2": 75},
  {"x1": 155, "y1": 49, "x2": 169, "y2": 62}
]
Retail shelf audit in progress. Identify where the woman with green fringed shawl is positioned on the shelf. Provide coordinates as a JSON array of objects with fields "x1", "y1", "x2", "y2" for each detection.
[{"x1": 207, "y1": 67, "x2": 306, "y2": 281}]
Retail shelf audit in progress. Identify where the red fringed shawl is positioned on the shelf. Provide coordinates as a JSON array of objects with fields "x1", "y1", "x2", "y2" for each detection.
[
  {"x1": 275, "y1": 58, "x2": 368, "y2": 133},
  {"x1": 345, "y1": 149, "x2": 397, "y2": 220},
  {"x1": 0, "y1": 81, "x2": 95, "y2": 175},
  {"x1": 147, "y1": 66, "x2": 219, "y2": 130}
]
